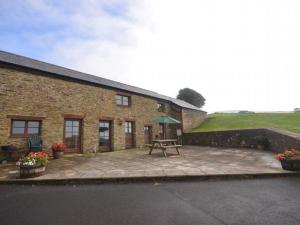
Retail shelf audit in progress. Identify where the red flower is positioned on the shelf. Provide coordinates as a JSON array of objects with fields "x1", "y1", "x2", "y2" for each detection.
[
  {"x1": 276, "y1": 154, "x2": 285, "y2": 160},
  {"x1": 51, "y1": 143, "x2": 66, "y2": 152},
  {"x1": 276, "y1": 148, "x2": 300, "y2": 160}
]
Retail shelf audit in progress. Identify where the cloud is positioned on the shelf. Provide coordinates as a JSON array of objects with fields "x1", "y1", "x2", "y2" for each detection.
[{"x1": 1, "y1": 0, "x2": 300, "y2": 112}]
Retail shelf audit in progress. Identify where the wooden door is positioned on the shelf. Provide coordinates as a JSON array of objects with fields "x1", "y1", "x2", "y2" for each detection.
[
  {"x1": 64, "y1": 119, "x2": 82, "y2": 152},
  {"x1": 99, "y1": 121, "x2": 112, "y2": 152},
  {"x1": 159, "y1": 123, "x2": 165, "y2": 139},
  {"x1": 125, "y1": 121, "x2": 134, "y2": 148},
  {"x1": 144, "y1": 126, "x2": 152, "y2": 144}
]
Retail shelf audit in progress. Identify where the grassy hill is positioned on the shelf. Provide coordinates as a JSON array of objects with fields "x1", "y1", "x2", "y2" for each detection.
[{"x1": 193, "y1": 113, "x2": 300, "y2": 134}]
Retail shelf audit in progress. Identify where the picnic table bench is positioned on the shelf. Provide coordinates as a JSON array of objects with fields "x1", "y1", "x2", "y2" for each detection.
[{"x1": 146, "y1": 139, "x2": 182, "y2": 157}]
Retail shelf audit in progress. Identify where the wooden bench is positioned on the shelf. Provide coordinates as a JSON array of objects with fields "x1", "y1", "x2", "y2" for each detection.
[
  {"x1": 147, "y1": 140, "x2": 182, "y2": 157},
  {"x1": 161, "y1": 145, "x2": 182, "y2": 156}
]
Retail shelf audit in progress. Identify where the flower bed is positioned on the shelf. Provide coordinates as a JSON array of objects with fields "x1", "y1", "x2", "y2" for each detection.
[{"x1": 276, "y1": 149, "x2": 300, "y2": 171}]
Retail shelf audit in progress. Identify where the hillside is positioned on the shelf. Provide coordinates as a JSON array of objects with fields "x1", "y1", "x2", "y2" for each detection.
[{"x1": 193, "y1": 113, "x2": 300, "y2": 134}]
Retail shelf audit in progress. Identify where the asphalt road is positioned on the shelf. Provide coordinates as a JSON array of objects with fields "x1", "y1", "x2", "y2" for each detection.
[{"x1": 0, "y1": 177, "x2": 300, "y2": 225}]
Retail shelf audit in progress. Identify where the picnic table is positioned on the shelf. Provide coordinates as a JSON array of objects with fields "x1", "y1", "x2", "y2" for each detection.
[{"x1": 146, "y1": 139, "x2": 182, "y2": 157}]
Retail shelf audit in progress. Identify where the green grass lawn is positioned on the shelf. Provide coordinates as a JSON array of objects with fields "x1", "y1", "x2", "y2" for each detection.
[{"x1": 193, "y1": 113, "x2": 300, "y2": 134}]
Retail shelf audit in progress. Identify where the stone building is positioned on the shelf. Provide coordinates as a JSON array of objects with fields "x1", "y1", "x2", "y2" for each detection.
[{"x1": 0, "y1": 51, "x2": 207, "y2": 153}]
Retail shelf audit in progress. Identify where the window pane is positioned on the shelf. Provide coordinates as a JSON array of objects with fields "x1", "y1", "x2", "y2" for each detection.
[
  {"x1": 116, "y1": 99, "x2": 122, "y2": 105},
  {"x1": 103, "y1": 131, "x2": 109, "y2": 137},
  {"x1": 99, "y1": 127, "x2": 109, "y2": 132},
  {"x1": 66, "y1": 126, "x2": 72, "y2": 132},
  {"x1": 72, "y1": 126, "x2": 79, "y2": 133},
  {"x1": 73, "y1": 121, "x2": 79, "y2": 127},
  {"x1": 123, "y1": 99, "x2": 129, "y2": 105},
  {"x1": 157, "y1": 103, "x2": 165, "y2": 111},
  {"x1": 100, "y1": 137, "x2": 109, "y2": 146},
  {"x1": 65, "y1": 132, "x2": 73, "y2": 138},
  {"x1": 13, "y1": 121, "x2": 25, "y2": 128},
  {"x1": 12, "y1": 127, "x2": 25, "y2": 134},
  {"x1": 28, "y1": 127, "x2": 39, "y2": 134},
  {"x1": 28, "y1": 121, "x2": 39, "y2": 128},
  {"x1": 66, "y1": 121, "x2": 73, "y2": 126}
]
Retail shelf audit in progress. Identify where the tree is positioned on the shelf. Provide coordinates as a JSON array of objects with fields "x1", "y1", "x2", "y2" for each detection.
[{"x1": 176, "y1": 88, "x2": 205, "y2": 108}]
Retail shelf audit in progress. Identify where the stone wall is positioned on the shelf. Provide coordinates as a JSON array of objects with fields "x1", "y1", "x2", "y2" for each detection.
[
  {"x1": 0, "y1": 64, "x2": 181, "y2": 152},
  {"x1": 167, "y1": 104, "x2": 182, "y2": 139},
  {"x1": 181, "y1": 109, "x2": 207, "y2": 133},
  {"x1": 264, "y1": 129, "x2": 300, "y2": 152},
  {"x1": 183, "y1": 129, "x2": 266, "y2": 149},
  {"x1": 183, "y1": 128, "x2": 300, "y2": 153}
]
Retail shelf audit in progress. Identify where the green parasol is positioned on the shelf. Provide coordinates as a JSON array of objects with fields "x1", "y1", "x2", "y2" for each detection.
[
  {"x1": 150, "y1": 115, "x2": 181, "y2": 139},
  {"x1": 150, "y1": 115, "x2": 181, "y2": 124}
]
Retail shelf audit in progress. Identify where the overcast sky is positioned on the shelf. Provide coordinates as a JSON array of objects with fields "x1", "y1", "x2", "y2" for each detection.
[{"x1": 1, "y1": 0, "x2": 299, "y2": 112}]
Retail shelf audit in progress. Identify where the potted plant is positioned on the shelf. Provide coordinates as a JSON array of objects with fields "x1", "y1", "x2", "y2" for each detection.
[
  {"x1": 16, "y1": 152, "x2": 48, "y2": 178},
  {"x1": 51, "y1": 143, "x2": 66, "y2": 159},
  {"x1": 276, "y1": 149, "x2": 300, "y2": 171}
]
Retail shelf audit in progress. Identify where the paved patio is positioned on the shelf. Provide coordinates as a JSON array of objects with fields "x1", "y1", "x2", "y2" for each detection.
[{"x1": 0, "y1": 146, "x2": 294, "y2": 181}]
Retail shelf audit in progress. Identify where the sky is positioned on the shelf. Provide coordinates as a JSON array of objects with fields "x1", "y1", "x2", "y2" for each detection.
[{"x1": 0, "y1": 0, "x2": 299, "y2": 113}]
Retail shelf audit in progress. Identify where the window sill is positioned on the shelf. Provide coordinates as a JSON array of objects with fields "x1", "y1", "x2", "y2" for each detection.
[
  {"x1": 9, "y1": 135, "x2": 28, "y2": 138},
  {"x1": 9, "y1": 134, "x2": 41, "y2": 138}
]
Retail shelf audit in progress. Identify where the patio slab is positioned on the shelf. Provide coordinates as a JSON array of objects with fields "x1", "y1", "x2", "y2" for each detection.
[{"x1": 0, "y1": 146, "x2": 298, "y2": 183}]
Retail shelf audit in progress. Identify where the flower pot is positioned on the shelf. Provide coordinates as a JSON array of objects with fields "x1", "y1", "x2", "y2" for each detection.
[
  {"x1": 53, "y1": 151, "x2": 64, "y2": 159},
  {"x1": 280, "y1": 160, "x2": 300, "y2": 171},
  {"x1": 19, "y1": 165, "x2": 46, "y2": 178}
]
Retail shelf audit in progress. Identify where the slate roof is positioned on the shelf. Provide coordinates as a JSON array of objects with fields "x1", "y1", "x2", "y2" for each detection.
[{"x1": 0, "y1": 50, "x2": 203, "y2": 111}]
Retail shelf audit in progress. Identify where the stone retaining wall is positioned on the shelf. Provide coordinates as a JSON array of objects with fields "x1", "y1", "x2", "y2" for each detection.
[
  {"x1": 264, "y1": 129, "x2": 300, "y2": 152},
  {"x1": 183, "y1": 128, "x2": 300, "y2": 153}
]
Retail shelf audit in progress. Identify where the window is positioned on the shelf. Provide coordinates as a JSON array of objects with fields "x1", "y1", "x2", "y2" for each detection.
[
  {"x1": 116, "y1": 94, "x2": 130, "y2": 106},
  {"x1": 11, "y1": 120, "x2": 41, "y2": 137},
  {"x1": 125, "y1": 121, "x2": 133, "y2": 133},
  {"x1": 157, "y1": 103, "x2": 165, "y2": 112}
]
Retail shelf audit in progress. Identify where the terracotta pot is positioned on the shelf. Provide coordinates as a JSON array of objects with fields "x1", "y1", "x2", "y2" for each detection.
[
  {"x1": 20, "y1": 165, "x2": 46, "y2": 178},
  {"x1": 280, "y1": 160, "x2": 300, "y2": 171},
  {"x1": 53, "y1": 151, "x2": 64, "y2": 159}
]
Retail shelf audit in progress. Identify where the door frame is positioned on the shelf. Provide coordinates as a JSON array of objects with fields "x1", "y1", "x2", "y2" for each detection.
[
  {"x1": 159, "y1": 123, "x2": 165, "y2": 139},
  {"x1": 125, "y1": 121, "x2": 135, "y2": 149},
  {"x1": 99, "y1": 120, "x2": 113, "y2": 152},
  {"x1": 63, "y1": 118, "x2": 82, "y2": 153},
  {"x1": 144, "y1": 125, "x2": 152, "y2": 144}
]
